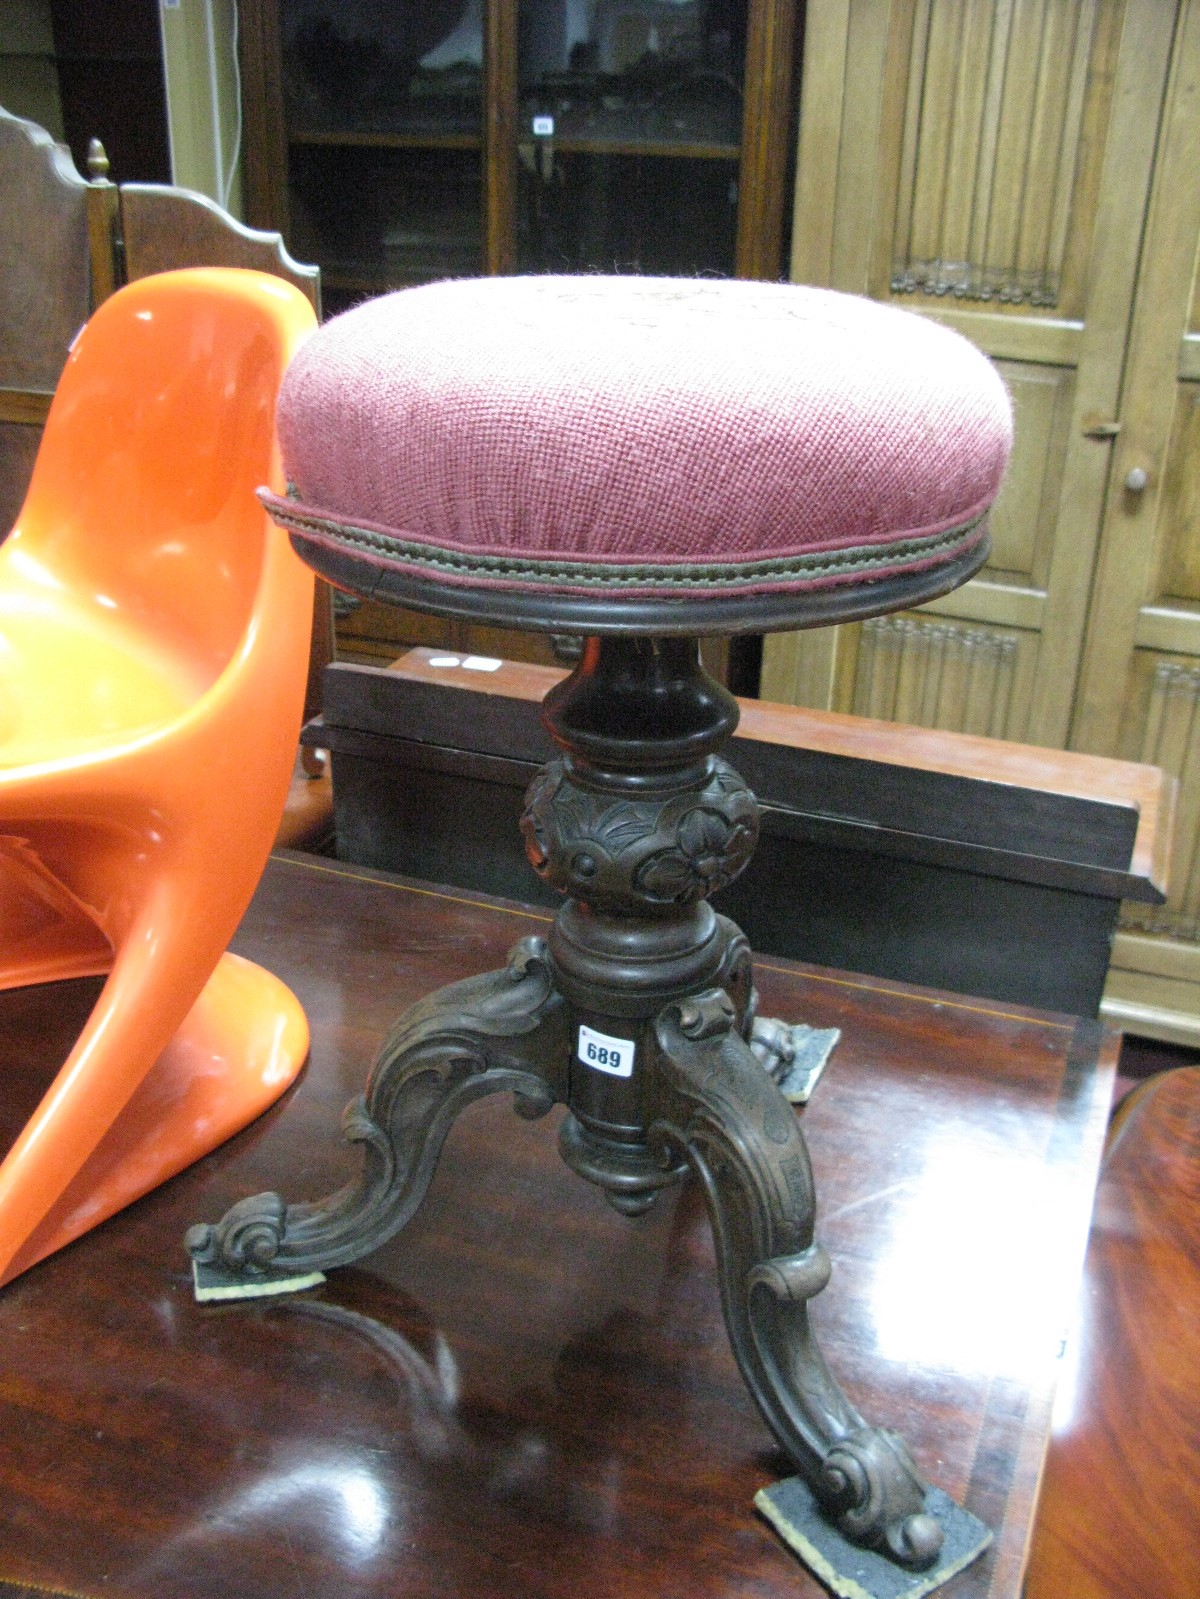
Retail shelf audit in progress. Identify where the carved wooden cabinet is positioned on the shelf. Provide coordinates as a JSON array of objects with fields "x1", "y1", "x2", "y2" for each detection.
[{"x1": 762, "y1": 0, "x2": 1200, "y2": 1041}]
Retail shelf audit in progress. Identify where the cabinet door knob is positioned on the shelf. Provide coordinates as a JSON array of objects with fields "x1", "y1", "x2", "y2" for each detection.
[{"x1": 1124, "y1": 466, "x2": 1149, "y2": 494}]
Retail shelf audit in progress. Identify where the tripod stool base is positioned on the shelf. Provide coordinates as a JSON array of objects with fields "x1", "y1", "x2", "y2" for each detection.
[{"x1": 186, "y1": 637, "x2": 971, "y2": 1572}]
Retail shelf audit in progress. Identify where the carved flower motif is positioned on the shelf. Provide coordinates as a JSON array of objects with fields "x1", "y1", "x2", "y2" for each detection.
[
  {"x1": 635, "y1": 807, "x2": 753, "y2": 903},
  {"x1": 520, "y1": 765, "x2": 562, "y2": 872}
]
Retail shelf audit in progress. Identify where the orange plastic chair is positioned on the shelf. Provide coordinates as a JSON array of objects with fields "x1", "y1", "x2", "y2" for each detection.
[{"x1": 0, "y1": 267, "x2": 317, "y2": 1286}]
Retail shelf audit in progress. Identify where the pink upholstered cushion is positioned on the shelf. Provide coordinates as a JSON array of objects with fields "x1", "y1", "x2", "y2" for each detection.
[{"x1": 264, "y1": 276, "x2": 1011, "y2": 602}]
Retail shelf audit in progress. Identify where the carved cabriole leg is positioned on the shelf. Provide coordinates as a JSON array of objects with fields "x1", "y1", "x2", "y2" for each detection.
[
  {"x1": 650, "y1": 989, "x2": 943, "y2": 1570},
  {"x1": 187, "y1": 938, "x2": 568, "y2": 1284}
]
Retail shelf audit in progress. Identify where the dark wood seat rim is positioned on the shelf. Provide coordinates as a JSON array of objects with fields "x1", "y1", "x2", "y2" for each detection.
[{"x1": 287, "y1": 529, "x2": 991, "y2": 637}]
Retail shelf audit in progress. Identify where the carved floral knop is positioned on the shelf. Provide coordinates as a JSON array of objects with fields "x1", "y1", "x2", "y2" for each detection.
[
  {"x1": 519, "y1": 766, "x2": 561, "y2": 871},
  {"x1": 520, "y1": 757, "x2": 759, "y2": 908},
  {"x1": 635, "y1": 806, "x2": 752, "y2": 902}
]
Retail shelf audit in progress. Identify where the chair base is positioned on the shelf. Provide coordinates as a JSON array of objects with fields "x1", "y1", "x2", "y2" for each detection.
[{"x1": 0, "y1": 951, "x2": 308, "y2": 1286}]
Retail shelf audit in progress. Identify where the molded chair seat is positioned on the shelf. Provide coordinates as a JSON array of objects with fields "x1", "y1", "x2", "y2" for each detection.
[{"x1": 0, "y1": 267, "x2": 318, "y2": 1286}]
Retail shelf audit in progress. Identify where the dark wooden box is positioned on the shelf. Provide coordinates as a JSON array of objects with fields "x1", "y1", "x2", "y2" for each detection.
[{"x1": 303, "y1": 650, "x2": 1172, "y2": 1016}]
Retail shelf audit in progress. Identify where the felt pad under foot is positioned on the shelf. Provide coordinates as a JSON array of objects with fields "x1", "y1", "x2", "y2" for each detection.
[
  {"x1": 776, "y1": 1025, "x2": 840, "y2": 1104},
  {"x1": 755, "y1": 1478, "x2": 992, "y2": 1599},
  {"x1": 192, "y1": 1259, "x2": 326, "y2": 1303}
]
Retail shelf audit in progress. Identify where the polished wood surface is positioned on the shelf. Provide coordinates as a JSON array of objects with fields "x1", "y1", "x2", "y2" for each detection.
[
  {"x1": 0, "y1": 853, "x2": 1115, "y2": 1598},
  {"x1": 1025, "y1": 1066, "x2": 1200, "y2": 1599},
  {"x1": 386, "y1": 649, "x2": 1173, "y2": 895}
]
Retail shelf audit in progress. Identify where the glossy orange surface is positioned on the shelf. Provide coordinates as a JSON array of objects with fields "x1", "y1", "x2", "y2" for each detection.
[{"x1": 0, "y1": 268, "x2": 318, "y2": 1286}]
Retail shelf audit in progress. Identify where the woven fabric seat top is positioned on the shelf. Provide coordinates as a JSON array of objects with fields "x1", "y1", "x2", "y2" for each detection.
[{"x1": 263, "y1": 276, "x2": 1012, "y2": 632}]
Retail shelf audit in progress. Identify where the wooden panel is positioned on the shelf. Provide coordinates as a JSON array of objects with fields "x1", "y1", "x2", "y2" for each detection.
[
  {"x1": 1072, "y1": 0, "x2": 1200, "y2": 754},
  {"x1": 917, "y1": 305, "x2": 1083, "y2": 363},
  {"x1": 380, "y1": 646, "x2": 1158, "y2": 812},
  {"x1": 886, "y1": 0, "x2": 1111, "y2": 317},
  {"x1": 920, "y1": 580, "x2": 1045, "y2": 631},
  {"x1": 482, "y1": 0, "x2": 516, "y2": 275},
  {"x1": 1066, "y1": 2, "x2": 1200, "y2": 1038},
  {"x1": 883, "y1": 0, "x2": 1120, "y2": 321},
  {"x1": 1154, "y1": 381, "x2": 1200, "y2": 602},
  {"x1": 1103, "y1": 961, "x2": 1200, "y2": 1044},
  {"x1": 1132, "y1": 605, "x2": 1200, "y2": 654},
  {"x1": 987, "y1": 358, "x2": 1074, "y2": 582},
  {"x1": 236, "y1": 0, "x2": 289, "y2": 235},
  {"x1": 775, "y1": 606, "x2": 1045, "y2": 745},
  {"x1": 120, "y1": 184, "x2": 320, "y2": 311},
  {"x1": 850, "y1": 614, "x2": 1029, "y2": 738},
  {"x1": 734, "y1": 0, "x2": 800, "y2": 279},
  {"x1": 378, "y1": 646, "x2": 1170, "y2": 892},
  {"x1": 0, "y1": 108, "x2": 89, "y2": 392},
  {"x1": 1119, "y1": 654, "x2": 1200, "y2": 938},
  {"x1": 788, "y1": 0, "x2": 851, "y2": 287},
  {"x1": 0, "y1": 391, "x2": 52, "y2": 426},
  {"x1": 0, "y1": 423, "x2": 41, "y2": 539},
  {"x1": 773, "y1": 0, "x2": 1175, "y2": 753}
]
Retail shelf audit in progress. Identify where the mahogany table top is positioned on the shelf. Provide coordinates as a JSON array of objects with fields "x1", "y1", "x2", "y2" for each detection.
[{"x1": 0, "y1": 851, "x2": 1117, "y2": 1599}]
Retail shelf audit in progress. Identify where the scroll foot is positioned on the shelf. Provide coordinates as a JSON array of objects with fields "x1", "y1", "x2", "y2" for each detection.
[{"x1": 186, "y1": 937, "x2": 568, "y2": 1297}]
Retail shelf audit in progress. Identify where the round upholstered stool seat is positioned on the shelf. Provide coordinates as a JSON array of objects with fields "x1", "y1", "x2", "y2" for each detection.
[{"x1": 264, "y1": 275, "x2": 1012, "y2": 635}]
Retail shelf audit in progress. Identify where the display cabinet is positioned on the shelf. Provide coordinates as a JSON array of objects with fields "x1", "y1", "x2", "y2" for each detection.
[{"x1": 240, "y1": 0, "x2": 797, "y2": 307}]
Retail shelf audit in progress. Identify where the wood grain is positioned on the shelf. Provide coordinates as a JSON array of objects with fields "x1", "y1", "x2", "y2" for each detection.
[
  {"x1": 0, "y1": 109, "x2": 90, "y2": 393},
  {"x1": 0, "y1": 852, "x2": 1116, "y2": 1599},
  {"x1": 483, "y1": 0, "x2": 517, "y2": 275},
  {"x1": 0, "y1": 109, "x2": 90, "y2": 536},
  {"x1": 235, "y1": 0, "x2": 289, "y2": 237},
  {"x1": 386, "y1": 648, "x2": 1174, "y2": 895},
  {"x1": 734, "y1": 0, "x2": 799, "y2": 280},
  {"x1": 1072, "y1": 0, "x2": 1200, "y2": 757},
  {"x1": 1025, "y1": 1067, "x2": 1200, "y2": 1599},
  {"x1": 120, "y1": 185, "x2": 320, "y2": 312}
]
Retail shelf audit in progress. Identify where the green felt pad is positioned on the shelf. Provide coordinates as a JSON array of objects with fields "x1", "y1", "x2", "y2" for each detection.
[
  {"x1": 755, "y1": 1479, "x2": 992, "y2": 1599},
  {"x1": 192, "y1": 1259, "x2": 326, "y2": 1303},
  {"x1": 776, "y1": 1024, "x2": 840, "y2": 1104}
]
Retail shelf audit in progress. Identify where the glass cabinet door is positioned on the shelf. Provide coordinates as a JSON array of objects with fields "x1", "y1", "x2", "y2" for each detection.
[
  {"x1": 514, "y1": 0, "x2": 744, "y2": 275},
  {"x1": 280, "y1": 0, "x2": 486, "y2": 310},
  {"x1": 244, "y1": 2, "x2": 796, "y2": 302}
]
